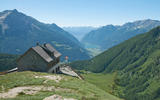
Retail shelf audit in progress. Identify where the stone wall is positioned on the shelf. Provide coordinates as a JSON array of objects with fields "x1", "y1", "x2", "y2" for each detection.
[{"x1": 17, "y1": 49, "x2": 48, "y2": 72}]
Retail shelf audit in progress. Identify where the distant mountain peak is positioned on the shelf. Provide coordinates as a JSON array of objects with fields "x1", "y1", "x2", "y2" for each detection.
[
  {"x1": 102, "y1": 24, "x2": 117, "y2": 29},
  {"x1": 0, "y1": 10, "x2": 17, "y2": 34},
  {"x1": 0, "y1": 9, "x2": 21, "y2": 22},
  {"x1": 124, "y1": 19, "x2": 160, "y2": 25},
  {"x1": 12, "y1": 9, "x2": 18, "y2": 12},
  {"x1": 1, "y1": 9, "x2": 18, "y2": 15},
  {"x1": 0, "y1": 10, "x2": 11, "y2": 19},
  {"x1": 82, "y1": 19, "x2": 160, "y2": 51}
]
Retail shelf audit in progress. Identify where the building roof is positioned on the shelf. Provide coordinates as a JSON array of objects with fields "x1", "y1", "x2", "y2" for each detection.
[
  {"x1": 32, "y1": 46, "x2": 53, "y2": 62},
  {"x1": 17, "y1": 43, "x2": 61, "y2": 63},
  {"x1": 32, "y1": 43, "x2": 62, "y2": 63},
  {"x1": 42, "y1": 43, "x2": 61, "y2": 58}
]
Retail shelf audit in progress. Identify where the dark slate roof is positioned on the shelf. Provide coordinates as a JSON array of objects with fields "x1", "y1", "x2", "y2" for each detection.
[
  {"x1": 32, "y1": 46, "x2": 53, "y2": 62},
  {"x1": 43, "y1": 43, "x2": 62, "y2": 58},
  {"x1": 32, "y1": 43, "x2": 61, "y2": 63}
]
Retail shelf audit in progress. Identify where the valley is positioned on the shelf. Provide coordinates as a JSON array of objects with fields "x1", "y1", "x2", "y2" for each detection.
[
  {"x1": 71, "y1": 26, "x2": 160, "y2": 100},
  {"x1": 81, "y1": 19, "x2": 160, "y2": 54},
  {"x1": 1, "y1": 1, "x2": 160, "y2": 99},
  {"x1": 63, "y1": 26, "x2": 97, "y2": 41}
]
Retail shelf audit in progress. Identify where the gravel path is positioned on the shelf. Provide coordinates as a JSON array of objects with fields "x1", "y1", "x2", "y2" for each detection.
[
  {"x1": 0, "y1": 86, "x2": 55, "y2": 98},
  {"x1": 43, "y1": 94, "x2": 76, "y2": 100},
  {"x1": 35, "y1": 75, "x2": 62, "y2": 82}
]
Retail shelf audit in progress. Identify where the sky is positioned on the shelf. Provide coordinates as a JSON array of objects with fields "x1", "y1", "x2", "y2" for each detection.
[{"x1": 1, "y1": 0, "x2": 160, "y2": 27}]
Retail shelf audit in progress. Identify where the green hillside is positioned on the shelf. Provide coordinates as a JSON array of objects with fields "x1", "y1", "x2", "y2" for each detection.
[
  {"x1": 0, "y1": 53, "x2": 18, "y2": 71},
  {"x1": 71, "y1": 26, "x2": 160, "y2": 100},
  {"x1": 0, "y1": 71, "x2": 121, "y2": 100}
]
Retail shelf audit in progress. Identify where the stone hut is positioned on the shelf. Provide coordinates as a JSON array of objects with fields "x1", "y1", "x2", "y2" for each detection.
[{"x1": 16, "y1": 43, "x2": 61, "y2": 73}]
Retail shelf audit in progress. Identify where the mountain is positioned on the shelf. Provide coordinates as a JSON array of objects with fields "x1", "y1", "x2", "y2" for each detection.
[
  {"x1": 0, "y1": 9, "x2": 90, "y2": 61},
  {"x1": 71, "y1": 26, "x2": 160, "y2": 100},
  {"x1": 0, "y1": 71, "x2": 121, "y2": 100},
  {"x1": 82, "y1": 19, "x2": 160, "y2": 51},
  {"x1": 63, "y1": 26, "x2": 97, "y2": 41}
]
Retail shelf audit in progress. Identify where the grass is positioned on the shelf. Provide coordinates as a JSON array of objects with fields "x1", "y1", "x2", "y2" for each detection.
[
  {"x1": 0, "y1": 71, "x2": 122, "y2": 100},
  {"x1": 82, "y1": 72, "x2": 115, "y2": 92},
  {"x1": 82, "y1": 72, "x2": 124, "y2": 97}
]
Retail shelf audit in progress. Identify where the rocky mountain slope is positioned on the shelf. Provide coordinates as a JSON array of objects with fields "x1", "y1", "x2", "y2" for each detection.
[{"x1": 0, "y1": 9, "x2": 90, "y2": 61}]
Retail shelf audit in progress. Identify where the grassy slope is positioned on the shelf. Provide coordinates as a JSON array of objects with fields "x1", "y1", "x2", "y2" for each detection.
[
  {"x1": 0, "y1": 71, "x2": 121, "y2": 100},
  {"x1": 83, "y1": 73, "x2": 115, "y2": 92},
  {"x1": 71, "y1": 26, "x2": 160, "y2": 73},
  {"x1": 71, "y1": 26, "x2": 160, "y2": 72},
  {"x1": 71, "y1": 26, "x2": 160, "y2": 100},
  {"x1": 82, "y1": 72, "x2": 123, "y2": 96}
]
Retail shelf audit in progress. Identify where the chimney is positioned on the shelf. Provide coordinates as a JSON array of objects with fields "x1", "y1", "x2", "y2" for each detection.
[
  {"x1": 44, "y1": 43, "x2": 47, "y2": 47},
  {"x1": 36, "y1": 42, "x2": 39, "y2": 46}
]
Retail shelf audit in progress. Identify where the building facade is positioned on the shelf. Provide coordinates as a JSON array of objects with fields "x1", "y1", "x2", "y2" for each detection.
[{"x1": 17, "y1": 43, "x2": 61, "y2": 73}]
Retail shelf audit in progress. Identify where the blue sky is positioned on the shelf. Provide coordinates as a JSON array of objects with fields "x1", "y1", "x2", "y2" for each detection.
[{"x1": 1, "y1": 0, "x2": 160, "y2": 27}]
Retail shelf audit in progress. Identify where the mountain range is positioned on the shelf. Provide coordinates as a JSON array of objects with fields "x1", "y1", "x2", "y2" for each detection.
[
  {"x1": 82, "y1": 19, "x2": 160, "y2": 51},
  {"x1": 0, "y1": 9, "x2": 90, "y2": 61},
  {"x1": 71, "y1": 26, "x2": 160, "y2": 100},
  {"x1": 63, "y1": 26, "x2": 97, "y2": 41},
  {"x1": 1, "y1": 9, "x2": 160, "y2": 100}
]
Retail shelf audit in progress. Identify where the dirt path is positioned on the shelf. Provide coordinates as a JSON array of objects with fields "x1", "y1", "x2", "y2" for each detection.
[
  {"x1": 0, "y1": 86, "x2": 55, "y2": 98},
  {"x1": 43, "y1": 94, "x2": 76, "y2": 100},
  {"x1": 35, "y1": 75, "x2": 62, "y2": 82},
  {"x1": 0, "y1": 86, "x2": 42, "y2": 98},
  {"x1": 0, "y1": 85, "x2": 75, "y2": 99}
]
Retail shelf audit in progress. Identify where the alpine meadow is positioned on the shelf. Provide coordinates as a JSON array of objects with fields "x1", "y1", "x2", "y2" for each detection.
[{"x1": 0, "y1": 0, "x2": 160, "y2": 100}]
